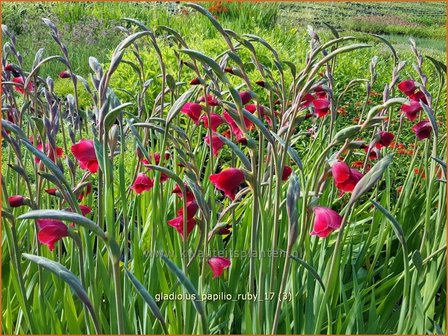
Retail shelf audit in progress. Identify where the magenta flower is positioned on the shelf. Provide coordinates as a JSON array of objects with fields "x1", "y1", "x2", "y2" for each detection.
[
  {"x1": 313, "y1": 98, "x2": 330, "y2": 117},
  {"x1": 131, "y1": 173, "x2": 154, "y2": 194},
  {"x1": 401, "y1": 101, "x2": 422, "y2": 121},
  {"x1": 71, "y1": 139, "x2": 99, "y2": 173},
  {"x1": 331, "y1": 161, "x2": 363, "y2": 194},
  {"x1": 375, "y1": 131, "x2": 395, "y2": 149},
  {"x1": 37, "y1": 219, "x2": 69, "y2": 251},
  {"x1": 209, "y1": 168, "x2": 245, "y2": 200},
  {"x1": 200, "y1": 113, "x2": 224, "y2": 131},
  {"x1": 412, "y1": 120, "x2": 432, "y2": 140},
  {"x1": 310, "y1": 207, "x2": 342, "y2": 238},
  {"x1": 205, "y1": 134, "x2": 225, "y2": 156},
  {"x1": 208, "y1": 256, "x2": 231, "y2": 278},
  {"x1": 239, "y1": 91, "x2": 252, "y2": 105},
  {"x1": 282, "y1": 166, "x2": 293, "y2": 181},
  {"x1": 181, "y1": 102, "x2": 202, "y2": 124},
  {"x1": 35, "y1": 143, "x2": 64, "y2": 164},
  {"x1": 12, "y1": 77, "x2": 34, "y2": 94},
  {"x1": 199, "y1": 94, "x2": 219, "y2": 106},
  {"x1": 8, "y1": 195, "x2": 27, "y2": 208},
  {"x1": 398, "y1": 80, "x2": 417, "y2": 96},
  {"x1": 167, "y1": 201, "x2": 199, "y2": 239},
  {"x1": 172, "y1": 183, "x2": 195, "y2": 202}
]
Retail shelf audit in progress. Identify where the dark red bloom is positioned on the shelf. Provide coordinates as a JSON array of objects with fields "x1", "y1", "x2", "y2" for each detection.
[
  {"x1": 209, "y1": 168, "x2": 245, "y2": 200},
  {"x1": 12, "y1": 77, "x2": 33, "y2": 94},
  {"x1": 331, "y1": 161, "x2": 363, "y2": 194},
  {"x1": 4, "y1": 64, "x2": 14, "y2": 71},
  {"x1": 301, "y1": 93, "x2": 315, "y2": 108},
  {"x1": 45, "y1": 188, "x2": 58, "y2": 196},
  {"x1": 167, "y1": 201, "x2": 199, "y2": 239},
  {"x1": 79, "y1": 205, "x2": 92, "y2": 216},
  {"x1": 398, "y1": 80, "x2": 417, "y2": 96},
  {"x1": 37, "y1": 219, "x2": 68, "y2": 251},
  {"x1": 208, "y1": 256, "x2": 231, "y2": 278},
  {"x1": 181, "y1": 102, "x2": 202, "y2": 125},
  {"x1": 71, "y1": 139, "x2": 98, "y2": 173},
  {"x1": 314, "y1": 85, "x2": 327, "y2": 98},
  {"x1": 401, "y1": 101, "x2": 422, "y2": 121},
  {"x1": 205, "y1": 134, "x2": 225, "y2": 156},
  {"x1": 35, "y1": 143, "x2": 64, "y2": 164},
  {"x1": 172, "y1": 183, "x2": 195, "y2": 202},
  {"x1": 409, "y1": 91, "x2": 428, "y2": 105},
  {"x1": 282, "y1": 166, "x2": 292, "y2": 181},
  {"x1": 59, "y1": 70, "x2": 71, "y2": 79},
  {"x1": 313, "y1": 98, "x2": 330, "y2": 117},
  {"x1": 190, "y1": 77, "x2": 201, "y2": 85},
  {"x1": 363, "y1": 145, "x2": 378, "y2": 160},
  {"x1": 223, "y1": 111, "x2": 249, "y2": 143},
  {"x1": 412, "y1": 120, "x2": 432, "y2": 140},
  {"x1": 199, "y1": 94, "x2": 219, "y2": 106},
  {"x1": 142, "y1": 152, "x2": 170, "y2": 166},
  {"x1": 239, "y1": 91, "x2": 252, "y2": 105},
  {"x1": 131, "y1": 173, "x2": 154, "y2": 194},
  {"x1": 310, "y1": 207, "x2": 342, "y2": 238},
  {"x1": 77, "y1": 184, "x2": 92, "y2": 201},
  {"x1": 200, "y1": 113, "x2": 224, "y2": 131},
  {"x1": 255, "y1": 80, "x2": 266, "y2": 88},
  {"x1": 375, "y1": 131, "x2": 395, "y2": 149},
  {"x1": 8, "y1": 195, "x2": 26, "y2": 208}
]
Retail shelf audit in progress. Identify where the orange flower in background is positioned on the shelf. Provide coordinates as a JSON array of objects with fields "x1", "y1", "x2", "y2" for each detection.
[
  {"x1": 353, "y1": 117, "x2": 360, "y2": 124},
  {"x1": 351, "y1": 161, "x2": 364, "y2": 168},
  {"x1": 414, "y1": 168, "x2": 426, "y2": 179},
  {"x1": 396, "y1": 186, "x2": 403, "y2": 193},
  {"x1": 337, "y1": 107, "x2": 347, "y2": 115}
]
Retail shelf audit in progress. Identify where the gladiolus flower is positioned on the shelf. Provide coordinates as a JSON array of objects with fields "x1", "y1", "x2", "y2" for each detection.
[
  {"x1": 142, "y1": 152, "x2": 170, "y2": 166},
  {"x1": 255, "y1": 80, "x2": 266, "y2": 88},
  {"x1": 313, "y1": 98, "x2": 330, "y2": 117},
  {"x1": 208, "y1": 256, "x2": 231, "y2": 278},
  {"x1": 71, "y1": 139, "x2": 98, "y2": 173},
  {"x1": 301, "y1": 93, "x2": 315, "y2": 108},
  {"x1": 167, "y1": 201, "x2": 199, "y2": 239},
  {"x1": 200, "y1": 113, "x2": 224, "y2": 131},
  {"x1": 282, "y1": 166, "x2": 292, "y2": 181},
  {"x1": 37, "y1": 219, "x2": 68, "y2": 251},
  {"x1": 8, "y1": 195, "x2": 26, "y2": 208},
  {"x1": 59, "y1": 70, "x2": 71, "y2": 78},
  {"x1": 199, "y1": 94, "x2": 219, "y2": 106},
  {"x1": 45, "y1": 188, "x2": 58, "y2": 196},
  {"x1": 131, "y1": 173, "x2": 154, "y2": 194},
  {"x1": 314, "y1": 85, "x2": 327, "y2": 98},
  {"x1": 331, "y1": 161, "x2": 363, "y2": 193},
  {"x1": 205, "y1": 134, "x2": 225, "y2": 156},
  {"x1": 362, "y1": 145, "x2": 378, "y2": 160},
  {"x1": 12, "y1": 77, "x2": 33, "y2": 94},
  {"x1": 35, "y1": 143, "x2": 64, "y2": 164},
  {"x1": 223, "y1": 111, "x2": 250, "y2": 143},
  {"x1": 412, "y1": 120, "x2": 432, "y2": 140},
  {"x1": 181, "y1": 102, "x2": 202, "y2": 125},
  {"x1": 239, "y1": 91, "x2": 252, "y2": 105},
  {"x1": 77, "y1": 184, "x2": 92, "y2": 201},
  {"x1": 190, "y1": 77, "x2": 201, "y2": 85},
  {"x1": 172, "y1": 183, "x2": 195, "y2": 202},
  {"x1": 398, "y1": 80, "x2": 417, "y2": 96},
  {"x1": 79, "y1": 205, "x2": 92, "y2": 216},
  {"x1": 310, "y1": 207, "x2": 342, "y2": 238},
  {"x1": 209, "y1": 168, "x2": 245, "y2": 200},
  {"x1": 409, "y1": 91, "x2": 428, "y2": 104},
  {"x1": 375, "y1": 131, "x2": 394, "y2": 149},
  {"x1": 401, "y1": 101, "x2": 422, "y2": 121}
]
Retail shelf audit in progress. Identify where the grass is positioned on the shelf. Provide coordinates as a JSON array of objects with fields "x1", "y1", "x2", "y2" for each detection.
[{"x1": 1, "y1": 2, "x2": 447, "y2": 335}]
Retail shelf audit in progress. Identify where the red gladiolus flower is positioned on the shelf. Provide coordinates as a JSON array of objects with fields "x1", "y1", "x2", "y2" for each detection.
[
  {"x1": 362, "y1": 145, "x2": 378, "y2": 160},
  {"x1": 208, "y1": 256, "x2": 231, "y2": 278},
  {"x1": 409, "y1": 91, "x2": 428, "y2": 105},
  {"x1": 200, "y1": 113, "x2": 224, "y2": 131},
  {"x1": 331, "y1": 161, "x2": 363, "y2": 193},
  {"x1": 255, "y1": 80, "x2": 266, "y2": 88},
  {"x1": 4, "y1": 64, "x2": 14, "y2": 71},
  {"x1": 205, "y1": 134, "x2": 225, "y2": 156},
  {"x1": 401, "y1": 101, "x2": 422, "y2": 121},
  {"x1": 79, "y1": 205, "x2": 92, "y2": 216},
  {"x1": 37, "y1": 219, "x2": 68, "y2": 251},
  {"x1": 199, "y1": 94, "x2": 219, "y2": 106},
  {"x1": 8, "y1": 195, "x2": 26, "y2": 208},
  {"x1": 314, "y1": 85, "x2": 327, "y2": 98},
  {"x1": 375, "y1": 131, "x2": 394, "y2": 149},
  {"x1": 45, "y1": 188, "x2": 58, "y2": 196},
  {"x1": 398, "y1": 80, "x2": 417, "y2": 96},
  {"x1": 181, "y1": 102, "x2": 202, "y2": 125},
  {"x1": 131, "y1": 173, "x2": 154, "y2": 194},
  {"x1": 310, "y1": 207, "x2": 342, "y2": 238},
  {"x1": 239, "y1": 91, "x2": 252, "y2": 105},
  {"x1": 190, "y1": 77, "x2": 201, "y2": 85},
  {"x1": 35, "y1": 143, "x2": 64, "y2": 164},
  {"x1": 12, "y1": 77, "x2": 33, "y2": 94},
  {"x1": 59, "y1": 70, "x2": 71, "y2": 78},
  {"x1": 172, "y1": 183, "x2": 195, "y2": 202},
  {"x1": 282, "y1": 166, "x2": 292, "y2": 181},
  {"x1": 313, "y1": 98, "x2": 330, "y2": 117},
  {"x1": 77, "y1": 184, "x2": 92, "y2": 201},
  {"x1": 209, "y1": 168, "x2": 245, "y2": 201},
  {"x1": 301, "y1": 93, "x2": 315, "y2": 108},
  {"x1": 167, "y1": 201, "x2": 199, "y2": 239},
  {"x1": 223, "y1": 111, "x2": 249, "y2": 143},
  {"x1": 412, "y1": 120, "x2": 432, "y2": 140},
  {"x1": 71, "y1": 139, "x2": 99, "y2": 173},
  {"x1": 142, "y1": 152, "x2": 170, "y2": 166}
]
